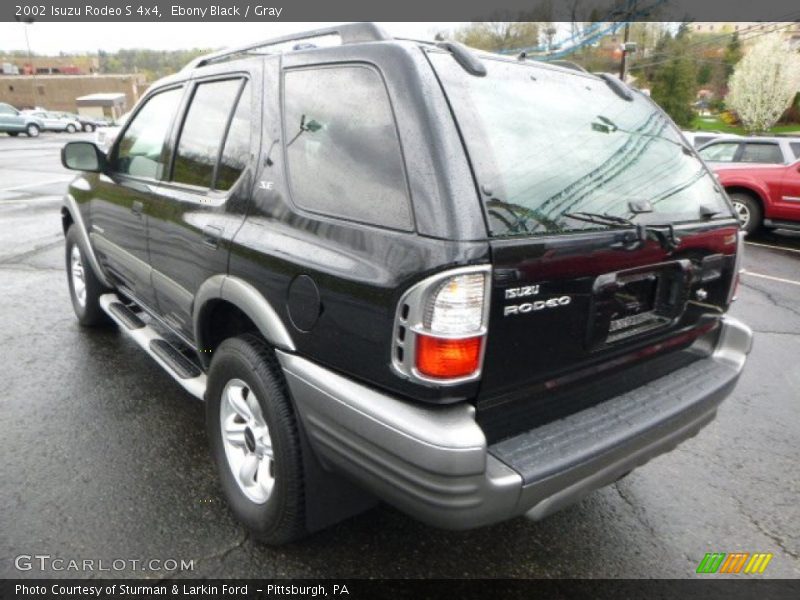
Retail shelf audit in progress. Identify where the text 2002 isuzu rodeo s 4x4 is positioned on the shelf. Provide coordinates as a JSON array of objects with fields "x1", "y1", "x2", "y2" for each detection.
[{"x1": 60, "y1": 23, "x2": 752, "y2": 544}]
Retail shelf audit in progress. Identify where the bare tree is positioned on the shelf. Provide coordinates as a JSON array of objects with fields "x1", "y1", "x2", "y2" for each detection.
[
  {"x1": 452, "y1": 22, "x2": 541, "y2": 53},
  {"x1": 726, "y1": 34, "x2": 800, "y2": 133}
]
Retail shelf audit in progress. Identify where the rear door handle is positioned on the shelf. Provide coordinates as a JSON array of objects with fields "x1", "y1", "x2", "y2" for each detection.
[
  {"x1": 203, "y1": 225, "x2": 223, "y2": 248},
  {"x1": 131, "y1": 200, "x2": 144, "y2": 217}
]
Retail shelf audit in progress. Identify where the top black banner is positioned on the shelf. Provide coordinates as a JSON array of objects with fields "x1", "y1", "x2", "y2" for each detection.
[{"x1": 3, "y1": 0, "x2": 800, "y2": 22}]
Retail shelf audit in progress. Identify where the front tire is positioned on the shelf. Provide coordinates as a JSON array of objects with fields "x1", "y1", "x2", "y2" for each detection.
[
  {"x1": 65, "y1": 226, "x2": 111, "y2": 326},
  {"x1": 206, "y1": 335, "x2": 307, "y2": 545},
  {"x1": 66, "y1": 124, "x2": 77, "y2": 133},
  {"x1": 83, "y1": 123, "x2": 95, "y2": 133},
  {"x1": 729, "y1": 192, "x2": 762, "y2": 235},
  {"x1": 25, "y1": 124, "x2": 40, "y2": 138},
  {"x1": 8, "y1": 131, "x2": 19, "y2": 137}
]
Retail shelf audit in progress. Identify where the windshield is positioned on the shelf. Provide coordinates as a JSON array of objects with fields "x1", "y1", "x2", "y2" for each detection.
[{"x1": 429, "y1": 52, "x2": 731, "y2": 237}]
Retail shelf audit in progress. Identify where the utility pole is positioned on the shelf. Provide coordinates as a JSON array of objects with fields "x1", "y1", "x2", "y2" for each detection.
[
  {"x1": 619, "y1": 22, "x2": 631, "y2": 81},
  {"x1": 15, "y1": 16, "x2": 37, "y2": 107}
]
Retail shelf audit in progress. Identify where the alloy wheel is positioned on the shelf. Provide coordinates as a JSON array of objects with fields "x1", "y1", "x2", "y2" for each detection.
[
  {"x1": 219, "y1": 378, "x2": 275, "y2": 504},
  {"x1": 70, "y1": 245, "x2": 87, "y2": 307},
  {"x1": 732, "y1": 200, "x2": 750, "y2": 231}
]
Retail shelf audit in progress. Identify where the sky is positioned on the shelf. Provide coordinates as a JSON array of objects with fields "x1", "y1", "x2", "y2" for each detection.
[{"x1": 0, "y1": 22, "x2": 464, "y2": 54}]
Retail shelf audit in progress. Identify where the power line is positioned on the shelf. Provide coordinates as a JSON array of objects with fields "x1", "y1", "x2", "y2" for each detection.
[{"x1": 630, "y1": 21, "x2": 800, "y2": 71}]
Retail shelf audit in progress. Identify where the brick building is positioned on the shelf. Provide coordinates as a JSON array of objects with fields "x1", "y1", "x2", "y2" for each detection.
[{"x1": 0, "y1": 73, "x2": 146, "y2": 112}]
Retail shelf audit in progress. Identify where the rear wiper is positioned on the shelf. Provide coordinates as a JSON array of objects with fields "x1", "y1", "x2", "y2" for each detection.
[
  {"x1": 563, "y1": 211, "x2": 633, "y2": 227},
  {"x1": 563, "y1": 211, "x2": 682, "y2": 251}
]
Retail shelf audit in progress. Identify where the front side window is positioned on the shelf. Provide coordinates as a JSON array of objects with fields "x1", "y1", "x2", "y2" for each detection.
[
  {"x1": 172, "y1": 79, "x2": 246, "y2": 189},
  {"x1": 216, "y1": 82, "x2": 251, "y2": 191},
  {"x1": 739, "y1": 143, "x2": 783, "y2": 164},
  {"x1": 282, "y1": 65, "x2": 412, "y2": 231},
  {"x1": 114, "y1": 88, "x2": 183, "y2": 180},
  {"x1": 699, "y1": 142, "x2": 740, "y2": 163},
  {"x1": 790, "y1": 142, "x2": 800, "y2": 160}
]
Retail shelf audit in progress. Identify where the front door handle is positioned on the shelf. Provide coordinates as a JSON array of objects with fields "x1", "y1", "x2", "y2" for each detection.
[
  {"x1": 203, "y1": 225, "x2": 223, "y2": 248},
  {"x1": 131, "y1": 200, "x2": 144, "y2": 217}
]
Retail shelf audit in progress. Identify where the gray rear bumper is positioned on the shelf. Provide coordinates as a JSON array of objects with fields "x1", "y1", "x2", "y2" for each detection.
[{"x1": 276, "y1": 316, "x2": 752, "y2": 529}]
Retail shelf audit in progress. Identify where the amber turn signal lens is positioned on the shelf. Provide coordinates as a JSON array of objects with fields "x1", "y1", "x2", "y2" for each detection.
[{"x1": 415, "y1": 334, "x2": 482, "y2": 379}]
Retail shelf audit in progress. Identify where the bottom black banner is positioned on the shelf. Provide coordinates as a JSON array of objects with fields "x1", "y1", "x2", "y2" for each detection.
[{"x1": 3, "y1": 579, "x2": 800, "y2": 600}]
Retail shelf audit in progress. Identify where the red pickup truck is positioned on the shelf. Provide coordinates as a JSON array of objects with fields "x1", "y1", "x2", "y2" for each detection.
[{"x1": 711, "y1": 160, "x2": 800, "y2": 234}]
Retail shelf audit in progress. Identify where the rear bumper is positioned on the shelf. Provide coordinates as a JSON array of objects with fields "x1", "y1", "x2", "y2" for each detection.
[{"x1": 276, "y1": 316, "x2": 752, "y2": 529}]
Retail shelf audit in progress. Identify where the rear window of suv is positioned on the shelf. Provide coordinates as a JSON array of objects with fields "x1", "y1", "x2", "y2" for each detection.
[
  {"x1": 429, "y1": 53, "x2": 730, "y2": 237},
  {"x1": 740, "y1": 142, "x2": 783, "y2": 164}
]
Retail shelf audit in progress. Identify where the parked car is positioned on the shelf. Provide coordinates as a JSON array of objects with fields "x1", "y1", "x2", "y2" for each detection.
[
  {"x1": 59, "y1": 112, "x2": 109, "y2": 133},
  {"x1": 682, "y1": 130, "x2": 739, "y2": 148},
  {"x1": 711, "y1": 159, "x2": 800, "y2": 234},
  {"x1": 59, "y1": 23, "x2": 752, "y2": 545},
  {"x1": 0, "y1": 102, "x2": 45, "y2": 137},
  {"x1": 698, "y1": 136, "x2": 800, "y2": 166},
  {"x1": 94, "y1": 111, "x2": 130, "y2": 152},
  {"x1": 21, "y1": 110, "x2": 81, "y2": 133}
]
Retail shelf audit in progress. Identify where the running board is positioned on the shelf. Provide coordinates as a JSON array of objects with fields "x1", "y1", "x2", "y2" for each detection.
[{"x1": 99, "y1": 293, "x2": 207, "y2": 400}]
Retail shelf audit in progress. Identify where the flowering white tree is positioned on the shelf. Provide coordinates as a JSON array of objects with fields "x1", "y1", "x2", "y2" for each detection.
[{"x1": 727, "y1": 34, "x2": 800, "y2": 133}]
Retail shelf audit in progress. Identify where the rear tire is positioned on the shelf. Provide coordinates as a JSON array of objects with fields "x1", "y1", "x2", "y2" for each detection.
[
  {"x1": 25, "y1": 124, "x2": 40, "y2": 138},
  {"x1": 83, "y1": 123, "x2": 95, "y2": 133},
  {"x1": 66, "y1": 124, "x2": 77, "y2": 133},
  {"x1": 8, "y1": 132, "x2": 19, "y2": 137},
  {"x1": 206, "y1": 334, "x2": 307, "y2": 545},
  {"x1": 65, "y1": 226, "x2": 111, "y2": 327},
  {"x1": 729, "y1": 192, "x2": 762, "y2": 236}
]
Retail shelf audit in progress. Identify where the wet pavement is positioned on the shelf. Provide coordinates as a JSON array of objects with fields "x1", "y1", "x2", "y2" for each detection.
[{"x1": 1, "y1": 133, "x2": 798, "y2": 579}]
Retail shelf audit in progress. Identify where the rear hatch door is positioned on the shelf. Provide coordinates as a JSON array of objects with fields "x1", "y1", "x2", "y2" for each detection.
[{"x1": 426, "y1": 47, "x2": 740, "y2": 435}]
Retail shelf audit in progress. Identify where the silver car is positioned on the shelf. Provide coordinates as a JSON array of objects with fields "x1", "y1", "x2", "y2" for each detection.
[{"x1": 21, "y1": 110, "x2": 82, "y2": 133}]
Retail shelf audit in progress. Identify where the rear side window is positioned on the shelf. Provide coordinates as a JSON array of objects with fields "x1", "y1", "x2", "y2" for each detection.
[
  {"x1": 172, "y1": 79, "x2": 247, "y2": 189},
  {"x1": 282, "y1": 66, "x2": 412, "y2": 231},
  {"x1": 740, "y1": 143, "x2": 783, "y2": 164},
  {"x1": 789, "y1": 142, "x2": 800, "y2": 160},
  {"x1": 114, "y1": 88, "x2": 183, "y2": 180},
  {"x1": 699, "y1": 142, "x2": 740, "y2": 162}
]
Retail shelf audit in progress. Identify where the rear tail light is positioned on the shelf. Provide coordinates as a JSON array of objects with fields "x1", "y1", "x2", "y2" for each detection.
[
  {"x1": 392, "y1": 266, "x2": 491, "y2": 384},
  {"x1": 415, "y1": 334, "x2": 483, "y2": 379},
  {"x1": 426, "y1": 273, "x2": 486, "y2": 334}
]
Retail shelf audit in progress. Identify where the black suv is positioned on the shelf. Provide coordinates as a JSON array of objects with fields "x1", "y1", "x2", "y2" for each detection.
[{"x1": 60, "y1": 23, "x2": 753, "y2": 544}]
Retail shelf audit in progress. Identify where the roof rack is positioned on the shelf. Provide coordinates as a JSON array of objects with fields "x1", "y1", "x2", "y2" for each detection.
[
  {"x1": 435, "y1": 41, "x2": 487, "y2": 77},
  {"x1": 597, "y1": 73, "x2": 634, "y2": 101},
  {"x1": 183, "y1": 22, "x2": 392, "y2": 71}
]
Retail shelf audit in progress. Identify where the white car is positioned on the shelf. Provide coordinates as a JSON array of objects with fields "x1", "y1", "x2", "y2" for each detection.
[
  {"x1": 681, "y1": 130, "x2": 740, "y2": 149},
  {"x1": 95, "y1": 111, "x2": 130, "y2": 153},
  {"x1": 21, "y1": 110, "x2": 81, "y2": 133}
]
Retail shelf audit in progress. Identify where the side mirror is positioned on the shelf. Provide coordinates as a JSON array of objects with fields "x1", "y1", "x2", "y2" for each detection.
[{"x1": 61, "y1": 141, "x2": 105, "y2": 173}]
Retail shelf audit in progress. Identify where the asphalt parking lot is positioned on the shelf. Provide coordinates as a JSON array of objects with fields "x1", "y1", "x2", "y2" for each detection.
[{"x1": 1, "y1": 133, "x2": 798, "y2": 579}]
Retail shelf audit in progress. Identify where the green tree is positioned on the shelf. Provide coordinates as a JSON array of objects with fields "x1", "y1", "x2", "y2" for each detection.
[
  {"x1": 696, "y1": 63, "x2": 713, "y2": 86},
  {"x1": 650, "y1": 38, "x2": 697, "y2": 127},
  {"x1": 723, "y1": 31, "x2": 743, "y2": 79}
]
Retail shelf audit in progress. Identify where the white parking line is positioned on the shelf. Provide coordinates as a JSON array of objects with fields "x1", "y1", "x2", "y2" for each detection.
[
  {"x1": 745, "y1": 241, "x2": 800, "y2": 255},
  {"x1": 741, "y1": 270, "x2": 800, "y2": 287},
  {"x1": 0, "y1": 178, "x2": 72, "y2": 193}
]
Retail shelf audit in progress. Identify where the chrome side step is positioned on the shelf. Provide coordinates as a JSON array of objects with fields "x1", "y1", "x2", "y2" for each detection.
[{"x1": 99, "y1": 293, "x2": 207, "y2": 400}]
